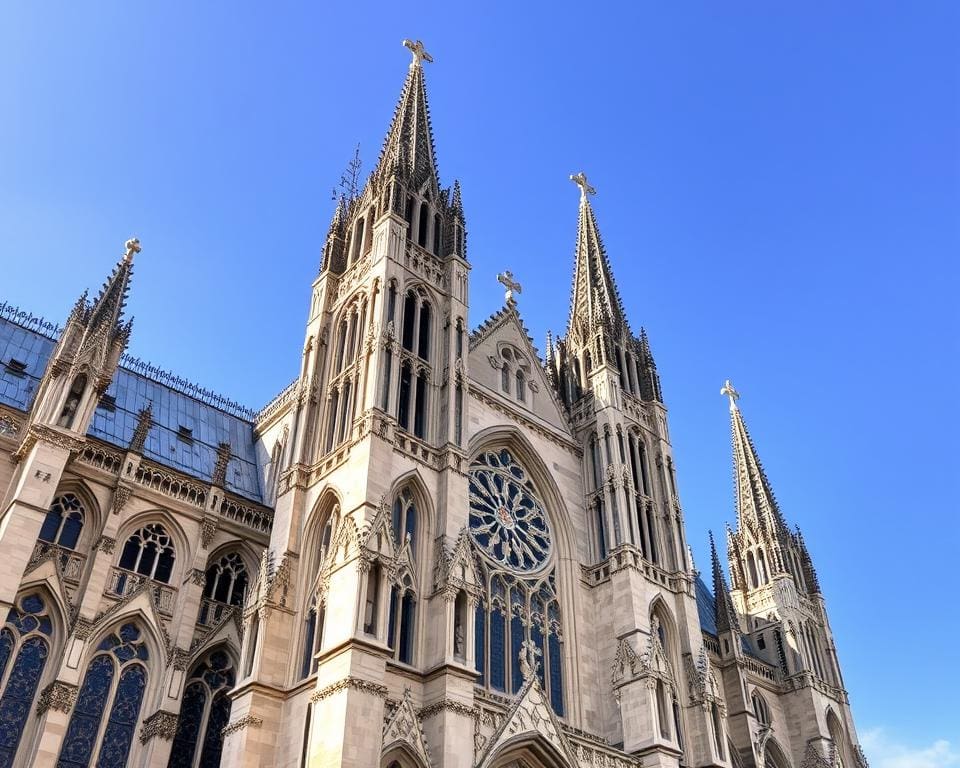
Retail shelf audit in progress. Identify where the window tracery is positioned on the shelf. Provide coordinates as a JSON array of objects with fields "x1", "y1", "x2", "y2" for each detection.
[
  {"x1": 199, "y1": 553, "x2": 248, "y2": 626},
  {"x1": 118, "y1": 523, "x2": 176, "y2": 584},
  {"x1": 38, "y1": 493, "x2": 85, "y2": 550},
  {"x1": 0, "y1": 594, "x2": 52, "y2": 768},
  {"x1": 469, "y1": 448, "x2": 564, "y2": 715},
  {"x1": 58, "y1": 623, "x2": 149, "y2": 768},
  {"x1": 167, "y1": 650, "x2": 235, "y2": 768},
  {"x1": 497, "y1": 346, "x2": 532, "y2": 406}
]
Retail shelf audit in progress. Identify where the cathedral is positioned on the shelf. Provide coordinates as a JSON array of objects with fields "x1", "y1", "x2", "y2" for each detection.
[{"x1": 0, "y1": 39, "x2": 866, "y2": 768}]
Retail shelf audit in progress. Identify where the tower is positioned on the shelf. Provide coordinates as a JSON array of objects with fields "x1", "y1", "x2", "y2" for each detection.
[
  {"x1": 718, "y1": 381, "x2": 862, "y2": 767},
  {"x1": 222, "y1": 39, "x2": 474, "y2": 768}
]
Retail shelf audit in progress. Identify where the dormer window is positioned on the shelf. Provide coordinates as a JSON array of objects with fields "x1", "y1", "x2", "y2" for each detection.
[
  {"x1": 4, "y1": 358, "x2": 26, "y2": 377},
  {"x1": 177, "y1": 425, "x2": 194, "y2": 445},
  {"x1": 97, "y1": 393, "x2": 116, "y2": 412},
  {"x1": 497, "y1": 345, "x2": 532, "y2": 406}
]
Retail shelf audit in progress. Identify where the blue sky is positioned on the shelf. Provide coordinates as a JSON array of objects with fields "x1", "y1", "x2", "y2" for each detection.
[{"x1": 2, "y1": 2, "x2": 957, "y2": 761}]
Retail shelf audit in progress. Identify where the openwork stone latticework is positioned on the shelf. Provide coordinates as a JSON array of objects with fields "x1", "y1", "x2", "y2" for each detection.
[{"x1": 0, "y1": 37, "x2": 865, "y2": 768}]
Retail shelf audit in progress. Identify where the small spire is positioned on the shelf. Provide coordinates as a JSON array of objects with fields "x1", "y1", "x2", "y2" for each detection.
[
  {"x1": 720, "y1": 379, "x2": 740, "y2": 411},
  {"x1": 497, "y1": 270, "x2": 522, "y2": 306},
  {"x1": 710, "y1": 531, "x2": 737, "y2": 634},
  {"x1": 85, "y1": 237, "x2": 139, "y2": 341},
  {"x1": 129, "y1": 402, "x2": 153, "y2": 454}
]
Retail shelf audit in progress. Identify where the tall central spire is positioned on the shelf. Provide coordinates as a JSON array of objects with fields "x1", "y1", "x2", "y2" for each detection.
[
  {"x1": 566, "y1": 172, "x2": 628, "y2": 339},
  {"x1": 372, "y1": 39, "x2": 440, "y2": 193}
]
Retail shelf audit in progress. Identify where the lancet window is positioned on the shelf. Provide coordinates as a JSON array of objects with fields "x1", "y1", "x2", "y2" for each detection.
[
  {"x1": 469, "y1": 448, "x2": 564, "y2": 715},
  {"x1": 198, "y1": 553, "x2": 248, "y2": 626},
  {"x1": 385, "y1": 488, "x2": 419, "y2": 665},
  {"x1": 167, "y1": 650, "x2": 235, "y2": 768},
  {"x1": 118, "y1": 523, "x2": 176, "y2": 584},
  {"x1": 326, "y1": 293, "x2": 370, "y2": 451},
  {"x1": 58, "y1": 623, "x2": 149, "y2": 768},
  {"x1": 395, "y1": 288, "x2": 432, "y2": 439},
  {"x1": 0, "y1": 594, "x2": 52, "y2": 767},
  {"x1": 300, "y1": 505, "x2": 339, "y2": 679},
  {"x1": 38, "y1": 492, "x2": 85, "y2": 550},
  {"x1": 498, "y1": 346, "x2": 531, "y2": 405}
]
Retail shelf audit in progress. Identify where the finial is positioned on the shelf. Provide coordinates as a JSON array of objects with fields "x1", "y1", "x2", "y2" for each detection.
[
  {"x1": 720, "y1": 379, "x2": 740, "y2": 411},
  {"x1": 123, "y1": 237, "x2": 141, "y2": 265},
  {"x1": 402, "y1": 39, "x2": 433, "y2": 68},
  {"x1": 569, "y1": 171, "x2": 596, "y2": 201},
  {"x1": 497, "y1": 270, "x2": 522, "y2": 306}
]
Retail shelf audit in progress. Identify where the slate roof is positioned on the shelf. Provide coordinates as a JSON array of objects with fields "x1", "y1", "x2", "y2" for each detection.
[
  {"x1": 695, "y1": 574, "x2": 718, "y2": 637},
  {"x1": 0, "y1": 314, "x2": 262, "y2": 503}
]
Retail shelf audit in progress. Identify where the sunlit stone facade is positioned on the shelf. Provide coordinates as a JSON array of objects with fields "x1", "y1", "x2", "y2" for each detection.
[{"x1": 0, "y1": 41, "x2": 865, "y2": 768}]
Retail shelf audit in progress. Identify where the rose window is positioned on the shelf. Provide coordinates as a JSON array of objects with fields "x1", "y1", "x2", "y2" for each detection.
[{"x1": 468, "y1": 449, "x2": 552, "y2": 573}]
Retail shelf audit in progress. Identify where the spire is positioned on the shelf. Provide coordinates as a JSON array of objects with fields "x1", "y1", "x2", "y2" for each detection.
[
  {"x1": 372, "y1": 39, "x2": 440, "y2": 193},
  {"x1": 710, "y1": 531, "x2": 737, "y2": 634},
  {"x1": 725, "y1": 382, "x2": 794, "y2": 577},
  {"x1": 85, "y1": 237, "x2": 139, "y2": 345},
  {"x1": 565, "y1": 172, "x2": 629, "y2": 339}
]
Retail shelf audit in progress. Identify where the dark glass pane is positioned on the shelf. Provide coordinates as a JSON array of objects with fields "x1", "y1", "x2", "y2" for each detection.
[
  {"x1": 138, "y1": 542, "x2": 157, "y2": 578},
  {"x1": 391, "y1": 500, "x2": 402, "y2": 545},
  {"x1": 60, "y1": 515, "x2": 83, "y2": 549},
  {"x1": 386, "y1": 588, "x2": 398, "y2": 650},
  {"x1": 549, "y1": 635, "x2": 564, "y2": 716},
  {"x1": 203, "y1": 567, "x2": 217, "y2": 598},
  {"x1": 0, "y1": 637, "x2": 48, "y2": 768},
  {"x1": 0, "y1": 631, "x2": 13, "y2": 683},
  {"x1": 154, "y1": 551, "x2": 174, "y2": 584},
  {"x1": 214, "y1": 573, "x2": 230, "y2": 604},
  {"x1": 510, "y1": 615, "x2": 524, "y2": 694},
  {"x1": 399, "y1": 595, "x2": 415, "y2": 664},
  {"x1": 58, "y1": 655, "x2": 115, "y2": 768},
  {"x1": 531, "y1": 624, "x2": 546, "y2": 691},
  {"x1": 96, "y1": 664, "x2": 146, "y2": 768},
  {"x1": 300, "y1": 611, "x2": 316, "y2": 680},
  {"x1": 401, "y1": 293, "x2": 416, "y2": 351},
  {"x1": 474, "y1": 604, "x2": 485, "y2": 686},
  {"x1": 404, "y1": 507, "x2": 416, "y2": 552},
  {"x1": 167, "y1": 682, "x2": 205, "y2": 768},
  {"x1": 232, "y1": 572, "x2": 247, "y2": 606},
  {"x1": 118, "y1": 539, "x2": 140, "y2": 572},
  {"x1": 418, "y1": 304, "x2": 431, "y2": 360},
  {"x1": 198, "y1": 692, "x2": 231, "y2": 768},
  {"x1": 490, "y1": 608, "x2": 505, "y2": 691},
  {"x1": 38, "y1": 511, "x2": 61, "y2": 544}
]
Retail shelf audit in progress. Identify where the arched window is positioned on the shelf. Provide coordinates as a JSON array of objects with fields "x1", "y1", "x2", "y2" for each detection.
[
  {"x1": 752, "y1": 691, "x2": 771, "y2": 725},
  {"x1": 363, "y1": 564, "x2": 381, "y2": 635},
  {"x1": 352, "y1": 218, "x2": 365, "y2": 263},
  {"x1": 747, "y1": 551, "x2": 759, "y2": 589},
  {"x1": 167, "y1": 650, "x2": 235, "y2": 768},
  {"x1": 417, "y1": 302, "x2": 431, "y2": 360},
  {"x1": 0, "y1": 594, "x2": 52, "y2": 767},
  {"x1": 391, "y1": 489, "x2": 418, "y2": 552},
  {"x1": 433, "y1": 213, "x2": 442, "y2": 255},
  {"x1": 38, "y1": 492, "x2": 85, "y2": 550},
  {"x1": 515, "y1": 370, "x2": 525, "y2": 402},
  {"x1": 58, "y1": 623, "x2": 149, "y2": 768},
  {"x1": 757, "y1": 549, "x2": 769, "y2": 584},
  {"x1": 469, "y1": 448, "x2": 564, "y2": 715},
  {"x1": 711, "y1": 701, "x2": 725, "y2": 758},
  {"x1": 386, "y1": 573, "x2": 416, "y2": 665},
  {"x1": 401, "y1": 292, "x2": 417, "y2": 351},
  {"x1": 118, "y1": 523, "x2": 176, "y2": 583},
  {"x1": 58, "y1": 374, "x2": 87, "y2": 428},
  {"x1": 417, "y1": 202, "x2": 429, "y2": 247},
  {"x1": 198, "y1": 553, "x2": 247, "y2": 626},
  {"x1": 501, "y1": 364, "x2": 511, "y2": 393}
]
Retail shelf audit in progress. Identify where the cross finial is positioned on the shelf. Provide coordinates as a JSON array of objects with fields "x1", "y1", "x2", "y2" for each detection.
[
  {"x1": 402, "y1": 39, "x2": 433, "y2": 68},
  {"x1": 123, "y1": 237, "x2": 141, "y2": 264},
  {"x1": 569, "y1": 171, "x2": 596, "y2": 201},
  {"x1": 497, "y1": 270, "x2": 522, "y2": 305},
  {"x1": 720, "y1": 379, "x2": 740, "y2": 411}
]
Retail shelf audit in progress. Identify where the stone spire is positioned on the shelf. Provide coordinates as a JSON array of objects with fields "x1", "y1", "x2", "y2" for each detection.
[
  {"x1": 373, "y1": 39, "x2": 440, "y2": 193},
  {"x1": 725, "y1": 382, "x2": 795, "y2": 579},
  {"x1": 83, "y1": 237, "x2": 139, "y2": 348},
  {"x1": 566, "y1": 173, "x2": 629, "y2": 342},
  {"x1": 709, "y1": 531, "x2": 737, "y2": 634}
]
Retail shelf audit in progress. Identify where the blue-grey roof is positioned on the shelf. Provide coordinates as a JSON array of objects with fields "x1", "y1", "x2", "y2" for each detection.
[
  {"x1": 0, "y1": 315, "x2": 262, "y2": 503},
  {"x1": 695, "y1": 575, "x2": 718, "y2": 637}
]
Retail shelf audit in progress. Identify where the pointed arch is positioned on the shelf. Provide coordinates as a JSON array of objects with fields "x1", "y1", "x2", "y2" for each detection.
[
  {"x1": 387, "y1": 469, "x2": 435, "y2": 549},
  {"x1": 762, "y1": 737, "x2": 792, "y2": 768},
  {"x1": 381, "y1": 742, "x2": 428, "y2": 768},
  {"x1": 485, "y1": 734, "x2": 570, "y2": 768},
  {"x1": 115, "y1": 509, "x2": 191, "y2": 582}
]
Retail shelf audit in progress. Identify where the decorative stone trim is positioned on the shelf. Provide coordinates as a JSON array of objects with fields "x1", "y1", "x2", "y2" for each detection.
[
  {"x1": 139, "y1": 710, "x2": 179, "y2": 743},
  {"x1": 200, "y1": 516, "x2": 218, "y2": 549},
  {"x1": 221, "y1": 714, "x2": 263, "y2": 738},
  {"x1": 168, "y1": 647, "x2": 191, "y2": 671},
  {"x1": 111, "y1": 484, "x2": 132, "y2": 515},
  {"x1": 418, "y1": 698, "x2": 477, "y2": 720},
  {"x1": 95, "y1": 535, "x2": 116, "y2": 554},
  {"x1": 71, "y1": 617, "x2": 93, "y2": 640},
  {"x1": 187, "y1": 568, "x2": 207, "y2": 586},
  {"x1": 310, "y1": 676, "x2": 388, "y2": 703},
  {"x1": 36, "y1": 681, "x2": 78, "y2": 715}
]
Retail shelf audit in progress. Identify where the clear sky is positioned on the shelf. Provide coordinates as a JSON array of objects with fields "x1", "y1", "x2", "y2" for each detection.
[{"x1": 2, "y1": 3, "x2": 957, "y2": 763}]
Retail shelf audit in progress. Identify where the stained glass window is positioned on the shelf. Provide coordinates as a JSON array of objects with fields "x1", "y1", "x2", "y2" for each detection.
[
  {"x1": 58, "y1": 623, "x2": 149, "y2": 768},
  {"x1": 167, "y1": 650, "x2": 235, "y2": 768},
  {"x1": 39, "y1": 493, "x2": 85, "y2": 550},
  {"x1": 469, "y1": 449, "x2": 564, "y2": 715},
  {"x1": 119, "y1": 524, "x2": 175, "y2": 583},
  {"x1": 0, "y1": 595, "x2": 53, "y2": 768}
]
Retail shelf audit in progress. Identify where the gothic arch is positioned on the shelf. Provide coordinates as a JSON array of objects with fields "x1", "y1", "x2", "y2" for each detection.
[
  {"x1": 382, "y1": 742, "x2": 428, "y2": 768},
  {"x1": 49, "y1": 478, "x2": 103, "y2": 545},
  {"x1": 204, "y1": 539, "x2": 259, "y2": 582},
  {"x1": 387, "y1": 468, "x2": 436, "y2": 548},
  {"x1": 114, "y1": 509, "x2": 190, "y2": 583},
  {"x1": 300, "y1": 487, "x2": 343, "y2": 559},
  {"x1": 88, "y1": 602, "x2": 167, "y2": 665},
  {"x1": 826, "y1": 707, "x2": 847, "y2": 766},
  {"x1": 486, "y1": 734, "x2": 570, "y2": 768},
  {"x1": 12, "y1": 580, "x2": 69, "y2": 648},
  {"x1": 762, "y1": 737, "x2": 792, "y2": 768}
]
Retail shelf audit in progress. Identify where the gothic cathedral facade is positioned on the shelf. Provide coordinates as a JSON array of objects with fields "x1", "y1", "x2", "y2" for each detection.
[{"x1": 0, "y1": 41, "x2": 866, "y2": 768}]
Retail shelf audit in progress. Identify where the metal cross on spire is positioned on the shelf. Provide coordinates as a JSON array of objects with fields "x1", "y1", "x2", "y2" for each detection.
[
  {"x1": 720, "y1": 379, "x2": 740, "y2": 411},
  {"x1": 497, "y1": 270, "x2": 522, "y2": 305},
  {"x1": 123, "y1": 237, "x2": 141, "y2": 264},
  {"x1": 402, "y1": 39, "x2": 433, "y2": 67},
  {"x1": 569, "y1": 171, "x2": 597, "y2": 200}
]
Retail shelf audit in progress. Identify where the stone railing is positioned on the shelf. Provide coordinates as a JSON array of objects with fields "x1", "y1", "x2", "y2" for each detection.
[
  {"x1": 569, "y1": 392, "x2": 595, "y2": 427},
  {"x1": 76, "y1": 443, "x2": 124, "y2": 474},
  {"x1": 197, "y1": 597, "x2": 235, "y2": 628},
  {"x1": 404, "y1": 242, "x2": 447, "y2": 289},
  {"x1": 582, "y1": 546, "x2": 684, "y2": 592},
  {"x1": 219, "y1": 495, "x2": 273, "y2": 535},
  {"x1": 133, "y1": 461, "x2": 207, "y2": 508},
  {"x1": 105, "y1": 567, "x2": 176, "y2": 616},
  {"x1": 743, "y1": 655, "x2": 779, "y2": 683},
  {"x1": 30, "y1": 541, "x2": 86, "y2": 583},
  {"x1": 254, "y1": 377, "x2": 299, "y2": 427}
]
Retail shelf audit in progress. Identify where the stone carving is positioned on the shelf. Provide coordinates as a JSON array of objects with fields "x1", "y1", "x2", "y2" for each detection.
[
  {"x1": 139, "y1": 710, "x2": 179, "y2": 743},
  {"x1": 310, "y1": 676, "x2": 389, "y2": 703},
  {"x1": 95, "y1": 535, "x2": 116, "y2": 554},
  {"x1": 36, "y1": 680, "x2": 78, "y2": 715},
  {"x1": 129, "y1": 403, "x2": 153, "y2": 454},
  {"x1": 381, "y1": 689, "x2": 432, "y2": 767},
  {"x1": 200, "y1": 516, "x2": 218, "y2": 549},
  {"x1": 221, "y1": 714, "x2": 263, "y2": 739},
  {"x1": 111, "y1": 484, "x2": 132, "y2": 515},
  {"x1": 212, "y1": 442, "x2": 232, "y2": 488}
]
